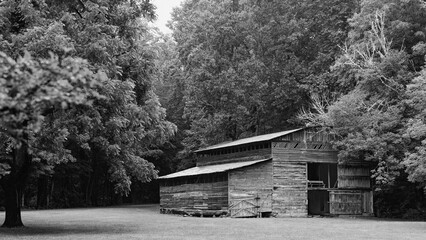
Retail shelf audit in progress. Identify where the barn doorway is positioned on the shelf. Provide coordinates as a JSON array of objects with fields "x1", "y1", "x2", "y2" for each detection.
[
  {"x1": 308, "y1": 190, "x2": 329, "y2": 215},
  {"x1": 307, "y1": 163, "x2": 337, "y2": 215}
]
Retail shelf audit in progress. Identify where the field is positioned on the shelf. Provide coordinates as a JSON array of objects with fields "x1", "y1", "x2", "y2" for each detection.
[{"x1": 0, "y1": 205, "x2": 425, "y2": 240}]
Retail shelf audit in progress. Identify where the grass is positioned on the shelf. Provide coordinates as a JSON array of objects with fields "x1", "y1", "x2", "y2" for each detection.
[{"x1": 0, "y1": 205, "x2": 425, "y2": 240}]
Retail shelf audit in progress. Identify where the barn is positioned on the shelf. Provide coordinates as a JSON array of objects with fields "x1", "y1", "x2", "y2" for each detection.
[{"x1": 158, "y1": 128, "x2": 373, "y2": 217}]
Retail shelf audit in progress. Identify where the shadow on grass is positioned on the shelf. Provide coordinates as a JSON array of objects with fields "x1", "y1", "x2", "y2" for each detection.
[{"x1": 0, "y1": 224, "x2": 128, "y2": 236}]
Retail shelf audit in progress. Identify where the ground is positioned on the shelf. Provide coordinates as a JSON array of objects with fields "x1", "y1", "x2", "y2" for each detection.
[{"x1": 0, "y1": 205, "x2": 425, "y2": 240}]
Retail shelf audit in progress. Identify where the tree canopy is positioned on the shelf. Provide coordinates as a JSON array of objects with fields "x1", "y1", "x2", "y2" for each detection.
[
  {"x1": 168, "y1": 0, "x2": 358, "y2": 156},
  {"x1": 0, "y1": 0, "x2": 175, "y2": 227},
  {"x1": 298, "y1": 0, "x2": 426, "y2": 218}
]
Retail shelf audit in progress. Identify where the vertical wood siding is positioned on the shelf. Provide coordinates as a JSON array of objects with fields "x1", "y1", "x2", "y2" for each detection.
[
  {"x1": 329, "y1": 190, "x2": 374, "y2": 215},
  {"x1": 338, "y1": 164, "x2": 371, "y2": 189},
  {"x1": 228, "y1": 161, "x2": 273, "y2": 215}
]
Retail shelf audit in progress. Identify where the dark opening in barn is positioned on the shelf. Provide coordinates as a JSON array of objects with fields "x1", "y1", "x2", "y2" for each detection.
[{"x1": 307, "y1": 163, "x2": 337, "y2": 215}]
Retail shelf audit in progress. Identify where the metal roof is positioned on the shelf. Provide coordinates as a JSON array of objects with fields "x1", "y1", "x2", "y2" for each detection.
[
  {"x1": 195, "y1": 128, "x2": 304, "y2": 152},
  {"x1": 158, "y1": 158, "x2": 271, "y2": 179}
]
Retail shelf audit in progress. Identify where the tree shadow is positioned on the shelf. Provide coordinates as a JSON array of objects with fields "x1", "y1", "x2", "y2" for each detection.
[{"x1": 0, "y1": 224, "x2": 129, "y2": 236}]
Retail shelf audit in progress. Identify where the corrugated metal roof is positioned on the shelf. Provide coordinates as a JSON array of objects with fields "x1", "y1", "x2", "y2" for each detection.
[
  {"x1": 195, "y1": 128, "x2": 304, "y2": 152},
  {"x1": 158, "y1": 158, "x2": 271, "y2": 179}
]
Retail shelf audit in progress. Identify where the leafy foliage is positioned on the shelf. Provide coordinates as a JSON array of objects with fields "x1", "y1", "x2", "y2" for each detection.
[
  {"x1": 0, "y1": 0, "x2": 175, "y2": 226},
  {"x1": 170, "y1": 0, "x2": 357, "y2": 156},
  {"x1": 299, "y1": 0, "x2": 426, "y2": 217},
  {"x1": 403, "y1": 69, "x2": 426, "y2": 186}
]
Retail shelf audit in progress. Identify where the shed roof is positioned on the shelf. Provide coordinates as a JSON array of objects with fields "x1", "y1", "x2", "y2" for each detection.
[
  {"x1": 195, "y1": 128, "x2": 304, "y2": 153},
  {"x1": 158, "y1": 158, "x2": 271, "y2": 179}
]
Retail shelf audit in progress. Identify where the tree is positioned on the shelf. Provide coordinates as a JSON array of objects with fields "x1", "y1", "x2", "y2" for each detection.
[
  {"x1": 0, "y1": 51, "x2": 102, "y2": 227},
  {"x1": 0, "y1": 0, "x2": 175, "y2": 227},
  {"x1": 403, "y1": 69, "x2": 426, "y2": 189}
]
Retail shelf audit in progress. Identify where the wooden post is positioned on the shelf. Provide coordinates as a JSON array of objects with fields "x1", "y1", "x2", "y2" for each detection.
[
  {"x1": 255, "y1": 194, "x2": 260, "y2": 218},
  {"x1": 327, "y1": 164, "x2": 330, "y2": 188}
]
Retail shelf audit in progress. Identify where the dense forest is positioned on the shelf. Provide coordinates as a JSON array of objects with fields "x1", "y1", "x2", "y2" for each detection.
[{"x1": 1, "y1": 0, "x2": 426, "y2": 227}]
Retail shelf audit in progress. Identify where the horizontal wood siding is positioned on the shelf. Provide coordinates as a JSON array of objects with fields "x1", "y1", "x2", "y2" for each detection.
[
  {"x1": 272, "y1": 147, "x2": 338, "y2": 163},
  {"x1": 329, "y1": 190, "x2": 374, "y2": 215},
  {"x1": 338, "y1": 165, "x2": 371, "y2": 189},
  {"x1": 228, "y1": 161, "x2": 273, "y2": 215},
  {"x1": 160, "y1": 180, "x2": 228, "y2": 213},
  {"x1": 272, "y1": 161, "x2": 307, "y2": 217},
  {"x1": 198, "y1": 148, "x2": 271, "y2": 166},
  {"x1": 271, "y1": 140, "x2": 337, "y2": 217}
]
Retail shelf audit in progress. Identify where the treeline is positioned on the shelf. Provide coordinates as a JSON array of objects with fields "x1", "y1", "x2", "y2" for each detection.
[{"x1": 155, "y1": 0, "x2": 426, "y2": 219}]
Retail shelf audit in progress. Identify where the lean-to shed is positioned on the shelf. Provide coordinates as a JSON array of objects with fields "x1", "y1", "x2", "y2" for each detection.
[{"x1": 159, "y1": 128, "x2": 373, "y2": 217}]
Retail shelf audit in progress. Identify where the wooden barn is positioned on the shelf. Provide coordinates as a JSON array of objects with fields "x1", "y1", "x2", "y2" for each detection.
[{"x1": 159, "y1": 128, "x2": 373, "y2": 217}]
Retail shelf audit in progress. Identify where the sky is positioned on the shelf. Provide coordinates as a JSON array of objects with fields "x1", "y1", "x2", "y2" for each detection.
[{"x1": 151, "y1": 0, "x2": 185, "y2": 34}]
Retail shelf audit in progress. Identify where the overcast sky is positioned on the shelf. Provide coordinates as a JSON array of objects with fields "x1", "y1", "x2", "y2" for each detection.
[{"x1": 151, "y1": 0, "x2": 184, "y2": 34}]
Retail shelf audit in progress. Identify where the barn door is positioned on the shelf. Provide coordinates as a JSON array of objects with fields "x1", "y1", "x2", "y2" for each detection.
[{"x1": 229, "y1": 199, "x2": 259, "y2": 218}]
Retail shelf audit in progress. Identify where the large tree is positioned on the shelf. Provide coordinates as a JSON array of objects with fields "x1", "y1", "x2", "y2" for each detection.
[
  {"x1": 0, "y1": 51, "x2": 102, "y2": 227},
  {"x1": 0, "y1": 0, "x2": 175, "y2": 227}
]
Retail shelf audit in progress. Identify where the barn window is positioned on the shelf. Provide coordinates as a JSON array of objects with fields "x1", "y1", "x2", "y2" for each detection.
[{"x1": 307, "y1": 163, "x2": 337, "y2": 189}]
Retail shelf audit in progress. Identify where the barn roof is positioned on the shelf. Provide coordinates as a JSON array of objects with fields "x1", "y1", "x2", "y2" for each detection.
[
  {"x1": 158, "y1": 158, "x2": 271, "y2": 179},
  {"x1": 195, "y1": 128, "x2": 304, "y2": 153}
]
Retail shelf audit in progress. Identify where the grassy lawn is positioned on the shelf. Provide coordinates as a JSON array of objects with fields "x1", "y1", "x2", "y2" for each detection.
[{"x1": 0, "y1": 205, "x2": 425, "y2": 240}]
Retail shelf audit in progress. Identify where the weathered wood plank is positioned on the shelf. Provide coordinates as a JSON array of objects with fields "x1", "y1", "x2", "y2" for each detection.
[
  {"x1": 329, "y1": 190, "x2": 373, "y2": 215},
  {"x1": 228, "y1": 160, "x2": 273, "y2": 214},
  {"x1": 338, "y1": 165, "x2": 371, "y2": 189},
  {"x1": 160, "y1": 180, "x2": 228, "y2": 211},
  {"x1": 198, "y1": 149, "x2": 271, "y2": 166},
  {"x1": 272, "y1": 148, "x2": 338, "y2": 163},
  {"x1": 272, "y1": 161, "x2": 308, "y2": 217}
]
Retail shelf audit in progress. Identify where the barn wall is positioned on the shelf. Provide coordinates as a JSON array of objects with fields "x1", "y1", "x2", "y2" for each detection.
[
  {"x1": 338, "y1": 164, "x2": 371, "y2": 189},
  {"x1": 272, "y1": 146, "x2": 338, "y2": 163},
  {"x1": 271, "y1": 139, "x2": 338, "y2": 217},
  {"x1": 160, "y1": 177, "x2": 228, "y2": 215},
  {"x1": 198, "y1": 148, "x2": 271, "y2": 166},
  {"x1": 228, "y1": 161, "x2": 273, "y2": 216},
  {"x1": 329, "y1": 190, "x2": 373, "y2": 215},
  {"x1": 272, "y1": 161, "x2": 307, "y2": 217}
]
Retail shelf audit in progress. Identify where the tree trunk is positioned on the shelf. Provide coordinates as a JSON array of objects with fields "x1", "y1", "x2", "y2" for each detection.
[
  {"x1": 1, "y1": 183, "x2": 24, "y2": 228},
  {"x1": 1, "y1": 138, "x2": 31, "y2": 228}
]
